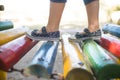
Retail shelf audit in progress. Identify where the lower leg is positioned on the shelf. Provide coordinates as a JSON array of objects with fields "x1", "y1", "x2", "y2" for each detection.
[
  {"x1": 75, "y1": 0, "x2": 100, "y2": 38},
  {"x1": 85, "y1": 0, "x2": 99, "y2": 32},
  {"x1": 46, "y1": 2, "x2": 65, "y2": 32},
  {"x1": 28, "y1": 1, "x2": 65, "y2": 40}
]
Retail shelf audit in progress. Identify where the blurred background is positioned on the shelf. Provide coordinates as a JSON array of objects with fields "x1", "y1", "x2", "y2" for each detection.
[{"x1": 0, "y1": 0, "x2": 120, "y2": 28}]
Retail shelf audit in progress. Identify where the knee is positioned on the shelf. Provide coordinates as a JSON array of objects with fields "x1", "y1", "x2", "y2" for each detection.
[
  {"x1": 83, "y1": 0, "x2": 99, "y2": 5},
  {"x1": 50, "y1": 0, "x2": 67, "y2": 3}
]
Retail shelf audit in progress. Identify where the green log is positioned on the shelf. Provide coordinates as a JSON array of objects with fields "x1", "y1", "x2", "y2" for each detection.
[
  {"x1": 82, "y1": 39, "x2": 120, "y2": 80},
  {"x1": 0, "y1": 21, "x2": 13, "y2": 31}
]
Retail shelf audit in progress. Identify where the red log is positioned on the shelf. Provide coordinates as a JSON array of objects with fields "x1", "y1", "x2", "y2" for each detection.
[
  {"x1": 0, "y1": 36, "x2": 38, "y2": 71},
  {"x1": 100, "y1": 34, "x2": 120, "y2": 58}
]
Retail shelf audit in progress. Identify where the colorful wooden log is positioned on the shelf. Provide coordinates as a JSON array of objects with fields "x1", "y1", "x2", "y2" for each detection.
[
  {"x1": 0, "y1": 36, "x2": 38, "y2": 71},
  {"x1": 82, "y1": 39, "x2": 120, "y2": 80},
  {"x1": 0, "y1": 70, "x2": 6, "y2": 80},
  {"x1": 0, "y1": 21, "x2": 13, "y2": 31},
  {"x1": 62, "y1": 34, "x2": 94, "y2": 80},
  {"x1": 0, "y1": 27, "x2": 27, "y2": 45},
  {"x1": 102, "y1": 24, "x2": 120, "y2": 38},
  {"x1": 100, "y1": 34, "x2": 120, "y2": 58},
  {"x1": 23, "y1": 41, "x2": 59, "y2": 79}
]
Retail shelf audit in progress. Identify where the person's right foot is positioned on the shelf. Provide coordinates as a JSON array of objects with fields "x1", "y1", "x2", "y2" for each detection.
[{"x1": 26, "y1": 26, "x2": 60, "y2": 41}]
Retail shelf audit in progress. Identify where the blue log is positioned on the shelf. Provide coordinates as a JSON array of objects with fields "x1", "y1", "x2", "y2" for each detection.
[
  {"x1": 23, "y1": 41, "x2": 59, "y2": 79},
  {"x1": 102, "y1": 24, "x2": 120, "y2": 38}
]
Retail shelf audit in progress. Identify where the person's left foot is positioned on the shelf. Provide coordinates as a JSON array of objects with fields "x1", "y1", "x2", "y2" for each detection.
[{"x1": 75, "y1": 28, "x2": 101, "y2": 40}]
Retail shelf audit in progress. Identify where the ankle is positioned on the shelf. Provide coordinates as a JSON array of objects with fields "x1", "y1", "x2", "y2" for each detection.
[
  {"x1": 46, "y1": 26, "x2": 59, "y2": 32},
  {"x1": 88, "y1": 25, "x2": 100, "y2": 32}
]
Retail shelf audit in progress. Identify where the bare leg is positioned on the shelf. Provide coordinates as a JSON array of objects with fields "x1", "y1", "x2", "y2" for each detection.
[
  {"x1": 29, "y1": 1, "x2": 65, "y2": 40},
  {"x1": 45, "y1": 2, "x2": 65, "y2": 32},
  {"x1": 75, "y1": 0, "x2": 100, "y2": 39},
  {"x1": 85, "y1": 0, "x2": 99, "y2": 32}
]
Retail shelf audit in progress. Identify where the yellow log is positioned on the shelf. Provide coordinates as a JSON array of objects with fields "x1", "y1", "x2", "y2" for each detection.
[
  {"x1": 61, "y1": 34, "x2": 94, "y2": 80},
  {"x1": 0, "y1": 27, "x2": 27, "y2": 45},
  {"x1": 0, "y1": 70, "x2": 7, "y2": 80}
]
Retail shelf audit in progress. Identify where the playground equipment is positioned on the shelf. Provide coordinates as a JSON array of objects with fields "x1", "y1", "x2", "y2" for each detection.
[
  {"x1": 0, "y1": 27, "x2": 27, "y2": 45},
  {"x1": 0, "y1": 24, "x2": 120, "y2": 80},
  {"x1": 23, "y1": 41, "x2": 59, "y2": 79},
  {"x1": 102, "y1": 24, "x2": 120, "y2": 38},
  {"x1": 81, "y1": 39, "x2": 120, "y2": 80},
  {"x1": 0, "y1": 36, "x2": 38, "y2": 71},
  {"x1": 100, "y1": 34, "x2": 120, "y2": 58},
  {"x1": 61, "y1": 34, "x2": 94, "y2": 80}
]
